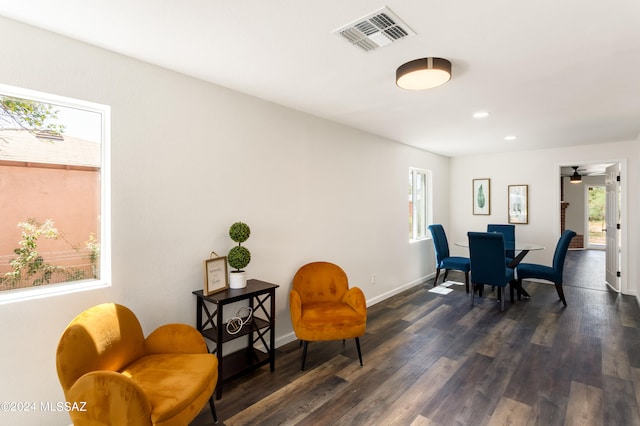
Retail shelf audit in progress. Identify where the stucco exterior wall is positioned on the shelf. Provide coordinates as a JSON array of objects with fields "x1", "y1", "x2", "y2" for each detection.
[{"x1": 0, "y1": 163, "x2": 99, "y2": 275}]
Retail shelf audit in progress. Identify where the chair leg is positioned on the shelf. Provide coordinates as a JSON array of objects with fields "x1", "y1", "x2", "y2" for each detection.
[
  {"x1": 433, "y1": 268, "x2": 441, "y2": 286},
  {"x1": 355, "y1": 337, "x2": 363, "y2": 367},
  {"x1": 501, "y1": 293, "x2": 505, "y2": 311},
  {"x1": 443, "y1": 269, "x2": 450, "y2": 282},
  {"x1": 471, "y1": 282, "x2": 475, "y2": 306},
  {"x1": 464, "y1": 271, "x2": 469, "y2": 293},
  {"x1": 301, "y1": 341, "x2": 309, "y2": 371},
  {"x1": 208, "y1": 396, "x2": 218, "y2": 424},
  {"x1": 509, "y1": 280, "x2": 515, "y2": 303},
  {"x1": 555, "y1": 282, "x2": 568, "y2": 307}
]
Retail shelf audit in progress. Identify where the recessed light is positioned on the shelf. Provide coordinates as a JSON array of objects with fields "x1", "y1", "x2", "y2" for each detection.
[
  {"x1": 504, "y1": 135, "x2": 518, "y2": 141},
  {"x1": 473, "y1": 111, "x2": 490, "y2": 119}
]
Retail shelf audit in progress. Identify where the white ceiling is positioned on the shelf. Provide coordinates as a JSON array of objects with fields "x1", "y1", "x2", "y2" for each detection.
[{"x1": 0, "y1": 1, "x2": 639, "y2": 157}]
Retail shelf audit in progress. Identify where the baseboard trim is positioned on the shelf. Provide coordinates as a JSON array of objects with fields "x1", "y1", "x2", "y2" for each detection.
[
  {"x1": 365, "y1": 273, "x2": 434, "y2": 307},
  {"x1": 276, "y1": 332, "x2": 297, "y2": 348}
]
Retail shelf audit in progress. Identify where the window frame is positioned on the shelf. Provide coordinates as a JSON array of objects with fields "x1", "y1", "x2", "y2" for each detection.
[
  {"x1": 409, "y1": 167, "x2": 432, "y2": 242},
  {"x1": 0, "y1": 83, "x2": 111, "y2": 304}
]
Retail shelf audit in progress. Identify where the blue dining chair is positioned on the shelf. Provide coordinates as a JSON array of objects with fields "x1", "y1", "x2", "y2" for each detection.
[
  {"x1": 428, "y1": 224, "x2": 470, "y2": 293},
  {"x1": 516, "y1": 230, "x2": 576, "y2": 307},
  {"x1": 468, "y1": 232, "x2": 515, "y2": 311},
  {"x1": 487, "y1": 224, "x2": 515, "y2": 265}
]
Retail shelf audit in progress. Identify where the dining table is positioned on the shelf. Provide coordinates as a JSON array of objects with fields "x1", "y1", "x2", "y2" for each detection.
[{"x1": 455, "y1": 240, "x2": 545, "y2": 299}]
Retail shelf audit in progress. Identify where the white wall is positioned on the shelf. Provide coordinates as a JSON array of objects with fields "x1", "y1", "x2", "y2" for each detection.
[
  {"x1": 0, "y1": 17, "x2": 449, "y2": 425},
  {"x1": 450, "y1": 141, "x2": 639, "y2": 296}
]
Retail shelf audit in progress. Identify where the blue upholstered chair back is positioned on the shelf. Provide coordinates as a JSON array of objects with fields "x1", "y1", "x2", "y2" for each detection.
[
  {"x1": 468, "y1": 232, "x2": 509, "y2": 287},
  {"x1": 487, "y1": 224, "x2": 515, "y2": 258},
  {"x1": 552, "y1": 230, "x2": 577, "y2": 273},
  {"x1": 428, "y1": 224, "x2": 450, "y2": 264}
]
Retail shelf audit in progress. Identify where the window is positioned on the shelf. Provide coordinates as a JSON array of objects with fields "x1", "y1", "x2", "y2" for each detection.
[
  {"x1": 409, "y1": 168, "x2": 431, "y2": 241},
  {"x1": 0, "y1": 84, "x2": 110, "y2": 302}
]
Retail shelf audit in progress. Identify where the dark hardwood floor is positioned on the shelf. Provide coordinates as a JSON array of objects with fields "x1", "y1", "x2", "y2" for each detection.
[
  {"x1": 192, "y1": 250, "x2": 640, "y2": 425},
  {"x1": 564, "y1": 249, "x2": 607, "y2": 291}
]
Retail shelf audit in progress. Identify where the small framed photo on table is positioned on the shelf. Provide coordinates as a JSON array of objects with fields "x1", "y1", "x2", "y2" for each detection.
[
  {"x1": 508, "y1": 184, "x2": 528, "y2": 224},
  {"x1": 472, "y1": 178, "x2": 491, "y2": 215},
  {"x1": 203, "y1": 255, "x2": 229, "y2": 295}
]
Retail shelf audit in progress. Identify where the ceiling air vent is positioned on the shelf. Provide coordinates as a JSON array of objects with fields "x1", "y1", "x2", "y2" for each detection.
[{"x1": 333, "y1": 7, "x2": 416, "y2": 52}]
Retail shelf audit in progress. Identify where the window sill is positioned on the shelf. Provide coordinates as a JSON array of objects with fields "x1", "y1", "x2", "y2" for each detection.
[
  {"x1": 0, "y1": 279, "x2": 110, "y2": 305},
  {"x1": 410, "y1": 236, "x2": 431, "y2": 244}
]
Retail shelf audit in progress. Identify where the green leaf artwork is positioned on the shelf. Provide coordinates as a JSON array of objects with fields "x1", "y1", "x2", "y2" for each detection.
[{"x1": 477, "y1": 184, "x2": 486, "y2": 208}]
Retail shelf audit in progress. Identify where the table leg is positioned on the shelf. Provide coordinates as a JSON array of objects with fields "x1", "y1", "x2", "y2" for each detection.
[
  {"x1": 509, "y1": 250, "x2": 531, "y2": 299},
  {"x1": 508, "y1": 249, "x2": 529, "y2": 268}
]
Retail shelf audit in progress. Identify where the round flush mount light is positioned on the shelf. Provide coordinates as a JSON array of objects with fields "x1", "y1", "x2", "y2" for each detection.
[
  {"x1": 504, "y1": 135, "x2": 518, "y2": 141},
  {"x1": 396, "y1": 57, "x2": 452, "y2": 90},
  {"x1": 473, "y1": 111, "x2": 490, "y2": 119}
]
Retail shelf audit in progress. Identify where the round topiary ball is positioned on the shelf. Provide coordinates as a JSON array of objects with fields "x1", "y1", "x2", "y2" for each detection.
[
  {"x1": 228, "y1": 246, "x2": 251, "y2": 271},
  {"x1": 229, "y1": 222, "x2": 251, "y2": 243}
]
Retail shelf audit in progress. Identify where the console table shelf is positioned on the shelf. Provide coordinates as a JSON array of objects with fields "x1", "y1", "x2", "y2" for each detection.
[
  {"x1": 221, "y1": 347, "x2": 270, "y2": 382},
  {"x1": 193, "y1": 279, "x2": 279, "y2": 399},
  {"x1": 200, "y1": 317, "x2": 270, "y2": 344}
]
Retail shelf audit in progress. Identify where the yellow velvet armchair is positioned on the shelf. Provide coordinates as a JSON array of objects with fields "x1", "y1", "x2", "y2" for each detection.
[
  {"x1": 290, "y1": 262, "x2": 367, "y2": 371},
  {"x1": 56, "y1": 303, "x2": 218, "y2": 425}
]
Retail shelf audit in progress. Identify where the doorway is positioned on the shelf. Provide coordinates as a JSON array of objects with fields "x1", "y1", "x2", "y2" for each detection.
[{"x1": 559, "y1": 162, "x2": 623, "y2": 292}]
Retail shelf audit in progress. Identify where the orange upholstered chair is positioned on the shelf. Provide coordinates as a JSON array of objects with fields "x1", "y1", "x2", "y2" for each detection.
[
  {"x1": 56, "y1": 303, "x2": 218, "y2": 425},
  {"x1": 290, "y1": 262, "x2": 367, "y2": 371}
]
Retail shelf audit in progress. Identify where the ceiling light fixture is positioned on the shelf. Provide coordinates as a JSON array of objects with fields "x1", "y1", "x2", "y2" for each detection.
[
  {"x1": 473, "y1": 111, "x2": 490, "y2": 119},
  {"x1": 396, "y1": 57, "x2": 451, "y2": 90},
  {"x1": 504, "y1": 135, "x2": 517, "y2": 141},
  {"x1": 570, "y1": 166, "x2": 582, "y2": 183}
]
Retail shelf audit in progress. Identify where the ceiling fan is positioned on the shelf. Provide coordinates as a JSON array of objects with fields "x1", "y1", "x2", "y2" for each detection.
[{"x1": 570, "y1": 166, "x2": 582, "y2": 183}]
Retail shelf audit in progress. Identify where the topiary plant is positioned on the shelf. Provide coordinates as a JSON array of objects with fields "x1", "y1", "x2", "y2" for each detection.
[{"x1": 228, "y1": 222, "x2": 251, "y2": 272}]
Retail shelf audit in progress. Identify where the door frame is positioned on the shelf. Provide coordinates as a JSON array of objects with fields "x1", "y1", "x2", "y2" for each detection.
[{"x1": 555, "y1": 160, "x2": 627, "y2": 294}]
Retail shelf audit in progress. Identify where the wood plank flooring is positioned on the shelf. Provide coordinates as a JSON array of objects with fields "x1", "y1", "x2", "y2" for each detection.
[
  {"x1": 563, "y1": 250, "x2": 607, "y2": 291},
  {"x1": 191, "y1": 250, "x2": 640, "y2": 426}
]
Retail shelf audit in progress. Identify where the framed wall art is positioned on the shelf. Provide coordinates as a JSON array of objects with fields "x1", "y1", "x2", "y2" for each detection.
[
  {"x1": 203, "y1": 254, "x2": 229, "y2": 295},
  {"x1": 508, "y1": 184, "x2": 528, "y2": 224},
  {"x1": 472, "y1": 178, "x2": 491, "y2": 215}
]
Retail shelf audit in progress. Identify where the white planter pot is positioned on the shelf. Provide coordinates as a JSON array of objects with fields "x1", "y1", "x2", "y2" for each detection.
[{"x1": 229, "y1": 271, "x2": 247, "y2": 289}]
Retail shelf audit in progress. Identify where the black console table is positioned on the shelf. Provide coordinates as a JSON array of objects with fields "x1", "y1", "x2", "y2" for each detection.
[{"x1": 193, "y1": 279, "x2": 279, "y2": 399}]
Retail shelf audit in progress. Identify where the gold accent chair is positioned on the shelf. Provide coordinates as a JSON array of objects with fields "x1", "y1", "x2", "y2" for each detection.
[
  {"x1": 56, "y1": 303, "x2": 218, "y2": 425},
  {"x1": 290, "y1": 262, "x2": 367, "y2": 371}
]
